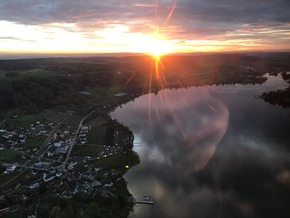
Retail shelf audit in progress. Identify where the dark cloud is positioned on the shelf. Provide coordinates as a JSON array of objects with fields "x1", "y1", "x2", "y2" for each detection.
[
  {"x1": 0, "y1": 0, "x2": 150, "y2": 24},
  {"x1": 0, "y1": 0, "x2": 289, "y2": 39}
]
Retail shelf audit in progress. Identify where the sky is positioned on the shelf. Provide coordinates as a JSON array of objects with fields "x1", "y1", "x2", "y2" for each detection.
[{"x1": 0, "y1": 0, "x2": 290, "y2": 54}]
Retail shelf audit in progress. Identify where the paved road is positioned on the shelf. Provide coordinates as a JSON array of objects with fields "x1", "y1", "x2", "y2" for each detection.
[
  {"x1": 35, "y1": 114, "x2": 71, "y2": 158},
  {"x1": 0, "y1": 119, "x2": 7, "y2": 126},
  {"x1": 62, "y1": 110, "x2": 96, "y2": 171}
]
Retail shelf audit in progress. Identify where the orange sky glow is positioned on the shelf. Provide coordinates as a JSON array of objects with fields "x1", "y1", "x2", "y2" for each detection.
[{"x1": 0, "y1": 1, "x2": 289, "y2": 55}]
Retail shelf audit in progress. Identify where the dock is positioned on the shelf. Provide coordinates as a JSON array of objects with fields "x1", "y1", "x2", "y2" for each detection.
[
  {"x1": 134, "y1": 200, "x2": 154, "y2": 205},
  {"x1": 134, "y1": 194, "x2": 154, "y2": 205},
  {"x1": 133, "y1": 143, "x2": 142, "y2": 147}
]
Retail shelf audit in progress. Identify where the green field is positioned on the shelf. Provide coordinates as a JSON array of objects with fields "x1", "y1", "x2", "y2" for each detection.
[
  {"x1": 87, "y1": 127, "x2": 108, "y2": 145},
  {"x1": 72, "y1": 145, "x2": 102, "y2": 157},
  {"x1": 0, "y1": 149, "x2": 22, "y2": 162},
  {"x1": 0, "y1": 173, "x2": 19, "y2": 186},
  {"x1": 84, "y1": 87, "x2": 108, "y2": 106},
  {"x1": 84, "y1": 116, "x2": 106, "y2": 127},
  {"x1": 0, "y1": 68, "x2": 57, "y2": 81},
  {"x1": 0, "y1": 211, "x2": 22, "y2": 218},
  {"x1": 89, "y1": 150, "x2": 140, "y2": 172},
  {"x1": 64, "y1": 114, "x2": 84, "y2": 125},
  {"x1": 25, "y1": 136, "x2": 46, "y2": 148},
  {"x1": 42, "y1": 110, "x2": 71, "y2": 123},
  {"x1": 6, "y1": 112, "x2": 44, "y2": 127}
]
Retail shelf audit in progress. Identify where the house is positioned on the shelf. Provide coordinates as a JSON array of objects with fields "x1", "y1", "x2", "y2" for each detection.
[
  {"x1": 60, "y1": 146, "x2": 69, "y2": 154},
  {"x1": 2, "y1": 134, "x2": 10, "y2": 139},
  {"x1": 34, "y1": 162, "x2": 51, "y2": 168},
  {"x1": 43, "y1": 173, "x2": 55, "y2": 182},
  {"x1": 56, "y1": 172, "x2": 63, "y2": 177},
  {"x1": 63, "y1": 130, "x2": 70, "y2": 134},
  {"x1": 6, "y1": 165, "x2": 17, "y2": 172},
  {"x1": 54, "y1": 142, "x2": 62, "y2": 147},
  {"x1": 29, "y1": 183, "x2": 39, "y2": 189}
]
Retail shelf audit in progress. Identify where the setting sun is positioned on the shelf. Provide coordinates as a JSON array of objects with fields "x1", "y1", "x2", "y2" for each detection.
[{"x1": 128, "y1": 34, "x2": 173, "y2": 57}]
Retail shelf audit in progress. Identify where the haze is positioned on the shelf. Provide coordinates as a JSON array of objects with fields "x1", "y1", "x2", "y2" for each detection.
[{"x1": 1, "y1": 0, "x2": 290, "y2": 55}]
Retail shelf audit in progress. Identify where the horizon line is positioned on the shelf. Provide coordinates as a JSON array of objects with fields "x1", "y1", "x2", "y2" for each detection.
[{"x1": 0, "y1": 50, "x2": 290, "y2": 60}]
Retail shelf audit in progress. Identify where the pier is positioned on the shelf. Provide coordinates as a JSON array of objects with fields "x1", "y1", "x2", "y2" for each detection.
[
  {"x1": 134, "y1": 200, "x2": 154, "y2": 205},
  {"x1": 134, "y1": 195, "x2": 154, "y2": 205},
  {"x1": 133, "y1": 143, "x2": 142, "y2": 147}
]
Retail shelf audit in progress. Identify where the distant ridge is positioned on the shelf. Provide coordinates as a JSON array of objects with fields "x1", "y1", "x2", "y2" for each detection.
[
  {"x1": 0, "y1": 50, "x2": 289, "y2": 60},
  {"x1": 0, "y1": 52, "x2": 145, "y2": 60}
]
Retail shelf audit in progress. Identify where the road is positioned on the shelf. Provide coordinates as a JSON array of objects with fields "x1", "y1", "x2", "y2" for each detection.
[
  {"x1": 35, "y1": 114, "x2": 71, "y2": 158},
  {"x1": 0, "y1": 119, "x2": 7, "y2": 126},
  {"x1": 62, "y1": 110, "x2": 96, "y2": 171}
]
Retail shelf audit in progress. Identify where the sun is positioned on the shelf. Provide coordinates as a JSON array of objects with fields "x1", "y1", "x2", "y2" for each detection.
[
  {"x1": 145, "y1": 39, "x2": 171, "y2": 58},
  {"x1": 129, "y1": 34, "x2": 173, "y2": 58}
]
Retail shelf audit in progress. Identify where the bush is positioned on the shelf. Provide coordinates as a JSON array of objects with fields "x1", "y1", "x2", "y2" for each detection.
[{"x1": 5, "y1": 71, "x2": 20, "y2": 77}]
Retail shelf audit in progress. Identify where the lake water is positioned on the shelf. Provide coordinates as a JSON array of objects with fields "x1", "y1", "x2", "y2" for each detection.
[{"x1": 111, "y1": 74, "x2": 290, "y2": 218}]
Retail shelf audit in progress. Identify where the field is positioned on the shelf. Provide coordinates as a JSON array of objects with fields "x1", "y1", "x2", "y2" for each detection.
[
  {"x1": 87, "y1": 127, "x2": 108, "y2": 145},
  {"x1": 25, "y1": 136, "x2": 46, "y2": 148},
  {"x1": 42, "y1": 110, "x2": 71, "y2": 123},
  {"x1": 88, "y1": 150, "x2": 140, "y2": 172},
  {"x1": 0, "y1": 172, "x2": 20, "y2": 192},
  {"x1": 6, "y1": 112, "x2": 44, "y2": 127},
  {"x1": 84, "y1": 116, "x2": 106, "y2": 127},
  {"x1": 0, "y1": 211, "x2": 22, "y2": 218},
  {"x1": 72, "y1": 145, "x2": 102, "y2": 157},
  {"x1": 63, "y1": 114, "x2": 84, "y2": 125},
  {"x1": 83, "y1": 87, "x2": 108, "y2": 106},
  {"x1": 0, "y1": 68, "x2": 57, "y2": 81},
  {"x1": 0, "y1": 149, "x2": 22, "y2": 162}
]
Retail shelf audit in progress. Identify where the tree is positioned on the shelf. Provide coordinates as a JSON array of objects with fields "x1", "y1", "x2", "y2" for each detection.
[
  {"x1": 50, "y1": 206, "x2": 62, "y2": 218},
  {"x1": 66, "y1": 206, "x2": 75, "y2": 218},
  {"x1": 0, "y1": 163, "x2": 5, "y2": 174},
  {"x1": 87, "y1": 202, "x2": 100, "y2": 218}
]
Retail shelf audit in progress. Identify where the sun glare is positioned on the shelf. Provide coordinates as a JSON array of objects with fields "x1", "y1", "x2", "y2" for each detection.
[
  {"x1": 145, "y1": 39, "x2": 171, "y2": 58},
  {"x1": 128, "y1": 34, "x2": 173, "y2": 58}
]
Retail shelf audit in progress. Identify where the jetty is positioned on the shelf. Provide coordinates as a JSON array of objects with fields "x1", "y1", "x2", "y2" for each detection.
[
  {"x1": 133, "y1": 142, "x2": 142, "y2": 147},
  {"x1": 134, "y1": 195, "x2": 154, "y2": 205}
]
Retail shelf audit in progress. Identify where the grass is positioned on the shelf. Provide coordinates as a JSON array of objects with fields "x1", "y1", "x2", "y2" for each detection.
[
  {"x1": 42, "y1": 110, "x2": 70, "y2": 123},
  {"x1": 0, "y1": 211, "x2": 22, "y2": 218},
  {"x1": 0, "y1": 149, "x2": 22, "y2": 162},
  {"x1": 0, "y1": 171, "x2": 26, "y2": 193},
  {"x1": 72, "y1": 145, "x2": 102, "y2": 157},
  {"x1": 64, "y1": 114, "x2": 84, "y2": 125},
  {"x1": 89, "y1": 150, "x2": 140, "y2": 172},
  {"x1": 106, "y1": 84, "x2": 122, "y2": 97},
  {"x1": 6, "y1": 112, "x2": 44, "y2": 128},
  {"x1": 84, "y1": 116, "x2": 106, "y2": 127},
  {"x1": 0, "y1": 172, "x2": 19, "y2": 186},
  {"x1": 87, "y1": 127, "x2": 108, "y2": 145},
  {"x1": 25, "y1": 136, "x2": 46, "y2": 147},
  {"x1": 21, "y1": 68, "x2": 57, "y2": 77},
  {"x1": 84, "y1": 87, "x2": 108, "y2": 106},
  {"x1": 0, "y1": 68, "x2": 57, "y2": 81},
  {"x1": 114, "y1": 130, "x2": 130, "y2": 145},
  {"x1": 0, "y1": 171, "x2": 33, "y2": 194}
]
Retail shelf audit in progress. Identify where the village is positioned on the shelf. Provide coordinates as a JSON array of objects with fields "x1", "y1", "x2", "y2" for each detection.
[{"x1": 0, "y1": 103, "x2": 138, "y2": 217}]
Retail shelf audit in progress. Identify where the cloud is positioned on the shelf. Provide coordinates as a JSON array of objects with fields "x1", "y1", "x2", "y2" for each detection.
[
  {"x1": 0, "y1": 36, "x2": 36, "y2": 42},
  {"x1": 0, "y1": 0, "x2": 289, "y2": 51},
  {"x1": 1, "y1": 0, "x2": 289, "y2": 29}
]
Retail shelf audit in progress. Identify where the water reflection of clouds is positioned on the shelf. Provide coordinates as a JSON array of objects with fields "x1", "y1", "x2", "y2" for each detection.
[
  {"x1": 114, "y1": 87, "x2": 229, "y2": 172},
  {"x1": 111, "y1": 82, "x2": 290, "y2": 218}
]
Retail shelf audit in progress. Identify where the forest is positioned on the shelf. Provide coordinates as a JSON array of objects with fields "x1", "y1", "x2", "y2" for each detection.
[{"x1": 1, "y1": 52, "x2": 290, "y2": 113}]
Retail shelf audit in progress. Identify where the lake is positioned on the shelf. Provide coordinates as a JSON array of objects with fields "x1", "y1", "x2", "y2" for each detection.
[{"x1": 111, "y1": 74, "x2": 290, "y2": 218}]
